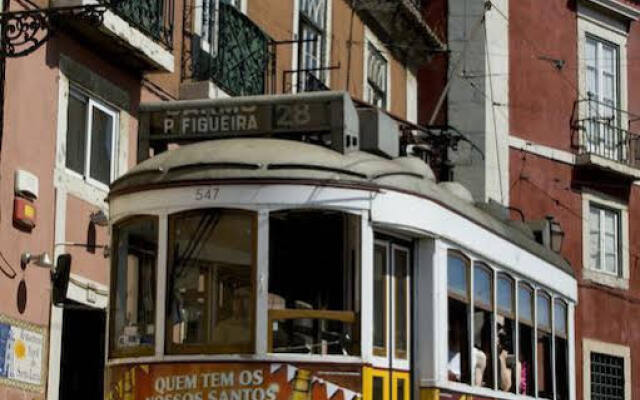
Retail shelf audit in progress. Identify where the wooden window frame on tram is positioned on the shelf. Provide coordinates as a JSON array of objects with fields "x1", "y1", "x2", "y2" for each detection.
[
  {"x1": 109, "y1": 214, "x2": 159, "y2": 359},
  {"x1": 164, "y1": 208, "x2": 258, "y2": 356}
]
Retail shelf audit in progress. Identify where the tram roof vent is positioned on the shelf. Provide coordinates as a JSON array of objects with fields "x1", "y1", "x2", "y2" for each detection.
[{"x1": 357, "y1": 108, "x2": 400, "y2": 159}]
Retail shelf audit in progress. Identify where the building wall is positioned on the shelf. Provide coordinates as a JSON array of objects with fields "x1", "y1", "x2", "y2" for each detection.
[{"x1": 508, "y1": 1, "x2": 640, "y2": 399}]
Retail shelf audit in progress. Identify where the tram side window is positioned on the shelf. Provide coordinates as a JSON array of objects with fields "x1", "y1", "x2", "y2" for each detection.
[
  {"x1": 110, "y1": 216, "x2": 158, "y2": 357},
  {"x1": 373, "y1": 244, "x2": 387, "y2": 356},
  {"x1": 473, "y1": 263, "x2": 493, "y2": 388},
  {"x1": 537, "y1": 292, "x2": 553, "y2": 399},
  {"x1": 518, "y1": 284, "x2": 535, "y2": 396},
  {"x1": 497, "y1": 274, "x2": 516, "y2": 393},
  {"x1": 269, "y1": 210, "x2": 360, "y2": 355},
  {"x1": 554, "y1": 300, "x2": 569, "y2": 400},
  {"x1": 166, "y1": 209, "x2": 255, "y2": 354},
  {"x1": 447, "y1": 252, "x2": 471, "y2": 384}
]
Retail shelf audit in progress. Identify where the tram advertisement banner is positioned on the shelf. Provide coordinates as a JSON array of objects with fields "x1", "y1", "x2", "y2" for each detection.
[{"x1": 106, "y1": 362, "x2": 362, "y2": 400}]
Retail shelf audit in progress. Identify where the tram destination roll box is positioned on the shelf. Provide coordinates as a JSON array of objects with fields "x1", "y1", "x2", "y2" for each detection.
[{"x1": 138, "y1": 91, "x2": 365, "y2": 160}]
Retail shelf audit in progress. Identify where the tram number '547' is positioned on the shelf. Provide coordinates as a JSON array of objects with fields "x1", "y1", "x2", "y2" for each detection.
[{"x1": 195, "y1": 187, "x2": 220, "y2": 201}]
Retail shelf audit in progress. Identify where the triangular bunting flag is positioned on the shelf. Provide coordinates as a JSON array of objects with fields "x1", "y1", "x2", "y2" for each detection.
[
  {"x1": 269, "y1": 363, "x2": 283, "y2": 374},
  {"x1": 342, "y1": 389, "x2": 356, "y2": 400},
  {"x1": 326, "y1": 382, "x2": 340, "y2": 399},
  {"x1": 286, "y1": 364, "x2": 298, "y2": 382}
]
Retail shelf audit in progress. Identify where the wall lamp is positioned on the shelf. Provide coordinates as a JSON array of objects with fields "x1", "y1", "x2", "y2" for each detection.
[{"x1": 20, "y1": 252, "x2": 53, "y2": 272}]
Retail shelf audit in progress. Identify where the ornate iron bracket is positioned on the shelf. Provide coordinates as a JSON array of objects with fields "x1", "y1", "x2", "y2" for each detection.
[{"x1": 0, "y1": 1, "x2": 122, "y2": 58}]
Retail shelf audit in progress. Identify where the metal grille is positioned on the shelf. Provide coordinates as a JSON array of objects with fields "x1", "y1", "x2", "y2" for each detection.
[
  {"x1": 194, "y1": 2, "x2": 272, "y2": 96},
  {"x1": 111, "y1": 0, "x2": 174, "y2": 48},
  {"x1": 591, "y1": 352, "x2": 625, "y2": 400}
]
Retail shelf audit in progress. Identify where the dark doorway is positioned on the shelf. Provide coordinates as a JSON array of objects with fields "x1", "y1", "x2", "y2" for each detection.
[{"x1": 59, "y1": 303, "x2": 106, "y2": 400}]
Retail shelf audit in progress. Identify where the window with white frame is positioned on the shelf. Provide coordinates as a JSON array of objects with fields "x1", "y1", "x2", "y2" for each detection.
[
  {"x1": 588, "y1": 204, "x2": 620, "y2": 276},
  {"x1": 373, "y1": 238, "x2": 411, "y2": 362},
  {"x1": 65, "y1": 87, "x2": 118, "y2": 187},
  {"x1": 446, "y1": 249, "x2": 572, "y2": 399},
  {"x1": 584, "y1": 35, "x2": 621, "y2": 157},
  {"x1": 298, "y1": 0, "x2": 327, "y2": 91},
  {"x1": 366, "y1": 42, "x2": 387, "y2": 108}
]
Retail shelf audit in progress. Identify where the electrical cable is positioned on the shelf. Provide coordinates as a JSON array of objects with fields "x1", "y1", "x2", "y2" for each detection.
[{"x1": 0, "y1": 250, "x2": 17, "y2": 279}]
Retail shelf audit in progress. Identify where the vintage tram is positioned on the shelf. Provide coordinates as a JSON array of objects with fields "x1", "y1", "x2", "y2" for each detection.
[{"x1": 105, "y1": 92, "x2": 577, "y2": 400}]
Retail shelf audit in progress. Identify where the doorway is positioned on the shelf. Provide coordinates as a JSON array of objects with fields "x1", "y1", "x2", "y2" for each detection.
[{"x1": 58, "y1": 303, "x2": 106, "y2": 400}]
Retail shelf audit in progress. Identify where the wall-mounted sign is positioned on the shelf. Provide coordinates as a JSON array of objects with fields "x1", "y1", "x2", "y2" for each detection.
[
  {"x1": 106, "y1": 362, "x2": 362, "y2": 400},
  {"x1": 0, "y1": 315, "x2": 45, "y2": 392},
  {"x1": 138, "y1": 91, "x2": 360, "y2": 159}
]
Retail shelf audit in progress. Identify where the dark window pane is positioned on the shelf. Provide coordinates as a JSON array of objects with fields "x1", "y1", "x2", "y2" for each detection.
[
  {"x1": 167, "y1": 210, "x2": 254, "y2": 353},
  {"x1": 448, "y1": 298, "x2": 470, "y2": 384},
  {"x1": 66, "y1": 94, "x2": 87, "y2": 174},
  {"x1": 395, "y1": 248, "x2": 408, "y2": 358},
  {"x1": 269, "y1": 211, "x2": 360, "y2": 356},
  {"x1": 89, "y1": 107, "x2": 114, "y2": 185},
  {"x1": 537, "y1": 332, "x2": 552, "y2": 398},
  {"x1": 473, "y1": 309, "x2": 493, "y2": 388},
  {"x1": 373, "y1": 244, "x2": 387, "y2": 351},
  {"x1": 373, "y1": 377, "x2": 384, "y2": 400},
  {"x1": 111, "y1": 217, "x2": 157, "y2": 356},
  {"x1": 497, "y1": 315, "x2": 516, "y2": 392},
  {"x1": 396, "y1": 379, "x2": 405, "y2": 400},
  {"x1": 518, "y1": 323, "x2": 534, "y2": 395},
  {"x1": 555, "y1": 337, "x2": 569, "y2": 400}
]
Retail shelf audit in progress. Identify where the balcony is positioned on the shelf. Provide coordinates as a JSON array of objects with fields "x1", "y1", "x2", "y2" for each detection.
[
  {"x1": 182, "y1": 2, "x2": 274, "y2": 98},
  {"x1": 355, "y1": 0, "x2": 444, "y2": 67},
  {"x1": 572, "y1": 97, "x2": 640, "y2": 181},
  {"x1": 50, "y1": 0, "x2": 174, "y2": 72}
]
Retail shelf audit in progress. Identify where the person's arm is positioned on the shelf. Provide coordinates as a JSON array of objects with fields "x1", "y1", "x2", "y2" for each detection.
[{"x1": 498, "y1": 350, "x2": 512, "y2": 391}]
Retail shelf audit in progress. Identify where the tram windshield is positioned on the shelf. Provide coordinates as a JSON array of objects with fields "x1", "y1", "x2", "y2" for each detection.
[
  {"x1": 166, "y1": 209, "x2": 255, "y2": 354},
  {"x1": 269, "y1": 210, "x2": 361, "y2": 356}
]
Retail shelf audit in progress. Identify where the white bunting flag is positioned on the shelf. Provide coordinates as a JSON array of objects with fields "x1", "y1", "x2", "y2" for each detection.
[
  {"x1": 269, "y1": 363, "x2": 283, "y2": 374},
  {"x1": 286, "y1": 364, "x2": 298, "y2": 382},
  {"x1": 325, "y1": 382, "x2": 340, "y2": 399}
]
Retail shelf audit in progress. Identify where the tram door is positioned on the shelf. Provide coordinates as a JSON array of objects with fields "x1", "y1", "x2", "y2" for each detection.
[{"x1": 373, "y1": 238, "x2": 411, "y2": 400}]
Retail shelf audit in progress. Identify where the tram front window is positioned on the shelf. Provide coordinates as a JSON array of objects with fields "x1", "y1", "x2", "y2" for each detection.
[
  {"x1": 268, "y1": 210, "x2": 360, "y2": 356},
  {"x1": 166, "y1": 209, "x2": 255, "y2": 354},
  {"x1": 110, "y1": 216, "x2": 158, "y2": 357}
]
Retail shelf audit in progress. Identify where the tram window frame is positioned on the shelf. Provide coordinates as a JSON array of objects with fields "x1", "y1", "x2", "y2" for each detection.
[
  {"x1": 165, "y1": 208, "x2": 257, "y2": 355},
  {"x1": 373, "y1": 242, "x2": 388, "y2": 357},
  {"x1": 497, "y1": 273, "x2": 516, "y2": 393},
  {"x1": 473, "y1": 262, "x2": 493, "y2": 389},
  {"x1": 554, "y1": 299, "x2": 569, "y2": 400},
  {"x1": 536, "y1": 291, "x2": 553, "y2": 399},
  {"x1": 518, "y1": 283, "x2": 535, "y2": 396},
  {"x1": 109, "y1": 215, "x2": 159, "y2": 359},
  {"x1": 447, "y1": 250, "x2": 471, "y2": 384},
  {"x1": 444, "y1": 248, "x2": 573, "y2": 400},
  {"x1": 394, "y1": 245, "x2": 410, "y2": 360},
  {"x1": 267, "y1": 210, "x2": 361, "y2": 356}
]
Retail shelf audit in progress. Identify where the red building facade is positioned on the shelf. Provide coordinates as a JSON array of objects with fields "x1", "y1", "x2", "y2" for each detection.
[{"x1": 419, "y1": 0, "x2": 640, "y2": 398}]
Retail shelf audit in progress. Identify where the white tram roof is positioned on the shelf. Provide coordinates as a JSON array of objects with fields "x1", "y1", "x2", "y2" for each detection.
[{"x1": 110, "y1": 138, "x2": 574, "y2": 278}]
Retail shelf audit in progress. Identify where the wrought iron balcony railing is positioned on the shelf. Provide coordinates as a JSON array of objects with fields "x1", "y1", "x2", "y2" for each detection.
[
  {"x1": 110, "y1": 0, "x2": 174, "y2": 48},
  {"x1": 572, "y1": 97, "x2": 640, "y2": 168},
  {"x1": 188, "y1": 2, "x2": 273, "y2": 96}
]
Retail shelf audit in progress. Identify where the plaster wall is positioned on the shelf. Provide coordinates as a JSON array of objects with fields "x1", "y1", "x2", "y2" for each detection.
[{"x1": 445, "y1": 0, "x2": 509, "y2": 204}]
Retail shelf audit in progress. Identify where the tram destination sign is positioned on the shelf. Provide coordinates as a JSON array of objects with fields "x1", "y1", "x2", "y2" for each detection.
[{"x1": 139, "y1": 91, "x2": 359, "y2": 155}]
